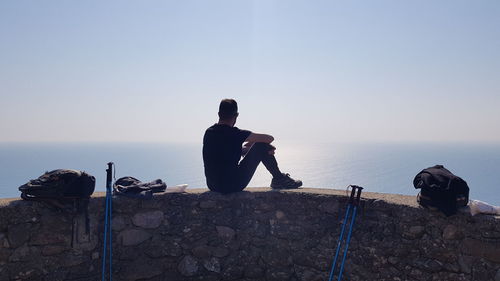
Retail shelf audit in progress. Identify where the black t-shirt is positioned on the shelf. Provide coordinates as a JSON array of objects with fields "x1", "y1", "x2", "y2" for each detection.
[{"x1": 202, "y1": 124, "x2": 251, "y2": 189}]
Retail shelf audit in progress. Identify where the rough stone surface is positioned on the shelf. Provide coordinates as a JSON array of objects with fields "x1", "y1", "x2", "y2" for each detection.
[
  {"x1": 178, "y1": 255, "x2": 199, "y2": 276},
  {"x1": 131, "y1": 210, "x2": 164, "y2": 229},
  {"x1": 119, "y1": 258, "x2": 163, "y2": 280},
  {"x1": 30, "y1": 232, "x2": 68, "y2": 246},
  {"x1": 7, "y1": 223, "x2": 32, "y2": 248},
  {"x1": 212, "y1": 247, "x2": 230, "y2": 258},
  {"x1": 216, "y1": 225, "x2": 236, "y2": 241},
  {"x1": 0, "y1": 232, "x2": 6, "y2": 247},
  {"x1": 275, "y1": 210, "x2": 286, "y2": 219},
  {"x1": 61, "y1": 253, "x2": 87, "y2": 267},
  {"x1": 200, "y1": 200, "x2": 217, "y2": 209},
  {"x1": 404, "y1": 225, "x2": 425, "y2": 239},
  {"x1": 318, "y1": 201, "x2": 339, "y2": 214},
  {"x1": 111, "y1": 215, "x2": 127, "y2": 231},
  {"x1": 443, "y1": 224, "x2": 460, "y2": 240},
  {"x1": 0, "y1": 188, "x2": 499, "y2": 281},
  {"x1": 41, "y1": 245, "x2": 66, "y2": 256},
  {"x1": 462, "y1": 238, "x2": 500, "y2": 263},
  {"x1": 203, "y1": 257, "x2": 221, "y2": 273},
  {"x1": 9, "y1": 245, "x2": 32, "y2": 262},
  {"x1": 483, "y1": 230, "x2": 500, "y2": 239},
  {"x1": 118, "y1": 229, "x2": 152, "y2": 246},
  {"x1": 192, "y1": 245, "x2": 211, "y2": 258}
]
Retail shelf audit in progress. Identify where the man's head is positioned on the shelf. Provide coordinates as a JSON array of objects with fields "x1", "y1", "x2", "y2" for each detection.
[{"x1": 218, "y1": 99, "x2": 239, "y2": 125}]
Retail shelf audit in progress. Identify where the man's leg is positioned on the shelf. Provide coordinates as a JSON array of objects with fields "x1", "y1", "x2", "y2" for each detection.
[{"x1": 237, "y1": 143, "x2": 282, "y2": 190}]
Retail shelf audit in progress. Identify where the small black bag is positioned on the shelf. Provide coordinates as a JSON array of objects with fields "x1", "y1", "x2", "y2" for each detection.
[
  {"x1": 113, "y1": 176, "x2": 166, "y2": 199},
  {"x1": 413, "y1": 165, "x2": 469, "y2": 216}
]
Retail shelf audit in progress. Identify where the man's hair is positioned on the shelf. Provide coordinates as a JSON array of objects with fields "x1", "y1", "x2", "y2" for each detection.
[{"x1": 218, "y1": 99, "x2": 238, "y2": 120}]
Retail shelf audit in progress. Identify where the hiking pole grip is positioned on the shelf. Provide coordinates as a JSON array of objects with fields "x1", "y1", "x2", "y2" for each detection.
[
  {"x1": 348, "y1": 185, "x2": 357, "y2": 204},
  {"x1": 106, "y1": 162, "x2": 113, "y2": 192},
  {"x1": 354, "y1": 186, "x2": 363, "y2": 206}
]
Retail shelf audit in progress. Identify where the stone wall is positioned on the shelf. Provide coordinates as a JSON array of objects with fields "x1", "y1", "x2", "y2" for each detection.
[{"x1": 0, "y1": 188, "x2": 499, "y2": 281}]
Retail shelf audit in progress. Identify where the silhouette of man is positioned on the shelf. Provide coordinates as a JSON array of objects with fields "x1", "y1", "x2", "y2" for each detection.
[{"x1": 203, "y1": 99, "x2": 302, "y2": 194}]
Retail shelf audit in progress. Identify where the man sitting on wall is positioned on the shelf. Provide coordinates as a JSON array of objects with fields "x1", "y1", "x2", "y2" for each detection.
[{"x1": 202, "y1": 98, "x2": 302, "y2": 194}]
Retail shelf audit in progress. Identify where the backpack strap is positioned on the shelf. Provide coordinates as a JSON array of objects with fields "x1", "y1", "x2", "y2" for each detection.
[
  {"x1": 80, "y1": 198, "x2": 91, "y2": 234},
  {"x1": 417, "y1": 192, "x2": 440, "y2": 212},
  {"x1": 71, "y1": 198, "x2": 91, "y2": 247}
]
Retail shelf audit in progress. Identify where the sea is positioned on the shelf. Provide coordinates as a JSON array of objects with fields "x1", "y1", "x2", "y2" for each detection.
[{"x1": 1, "y1": 142, "x2": 499, "y2": 206}]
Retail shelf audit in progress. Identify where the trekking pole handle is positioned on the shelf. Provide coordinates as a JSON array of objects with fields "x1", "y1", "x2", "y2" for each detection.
[
  {"x1": 348, "y1": 185, "x2": 357, "y2": 204},
  {"x1": 106, "y1": 162, "x2": 113, "y2": 191},
  {"x1": 354, "y1": 186, "x2": 363, "y2": 206}
]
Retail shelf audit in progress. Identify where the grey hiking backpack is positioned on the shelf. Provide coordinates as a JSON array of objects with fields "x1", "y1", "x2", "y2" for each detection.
[
  {"x1": 19, "y1": 169, "x2": 95, "y2": 202},
  {"x1": 19, "y1": 169, "x2": 96, "y2": 246}
]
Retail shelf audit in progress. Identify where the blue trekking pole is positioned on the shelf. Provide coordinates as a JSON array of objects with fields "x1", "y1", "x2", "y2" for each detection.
[
  {"x1": 102, "y1": 162, "x2": 113, "y2": 281},
  {"x1": 336, "y1": 186, "x2": 363, "y2": 281},
  {"x1": 328, "y1": 187, "x2": 356, "y2": 281},
  {"x1": 328, "y1": 185, "x2": 363, "y2": 281}
]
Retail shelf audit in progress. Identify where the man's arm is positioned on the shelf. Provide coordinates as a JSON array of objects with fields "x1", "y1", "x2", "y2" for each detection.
[
  {"x1": 242, "y1": 133, "x2": 275, "y2": 156},
  {"x1": 245, "y1": 133, "x2": 274, "y2": 144}
]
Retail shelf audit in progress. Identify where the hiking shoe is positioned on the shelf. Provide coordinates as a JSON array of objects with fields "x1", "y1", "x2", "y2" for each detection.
[{"x1": 271, "y1": 173, "x2": 302, "y2": 189}]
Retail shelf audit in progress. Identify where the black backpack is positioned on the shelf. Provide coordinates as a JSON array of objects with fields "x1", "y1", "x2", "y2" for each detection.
[
  {"x1": 19, "y1": 169, "x2": 95, "y2": 202},
  {"x1": 19, "y1": 169, "x2": 96, "y2": 246},
  {"x1": 413, "y1": 165, "x2": 469, "y2": 216}
]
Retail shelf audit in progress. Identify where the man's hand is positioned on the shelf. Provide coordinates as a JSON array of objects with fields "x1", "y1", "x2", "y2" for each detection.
[
  {"x1": 242, "y1": 142, "x2": 275, "y2": 156},
  {"x1": 268, "y1": 144, "x2": 276, "y2": 155},
  {"x1": 242, "y1": 142, "x2": 253, "y2": 156}
]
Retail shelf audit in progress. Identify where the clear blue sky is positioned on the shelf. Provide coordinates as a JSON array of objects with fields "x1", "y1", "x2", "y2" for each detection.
[{"x1": 1, "y1": 0, "x2": 499, "y2": 143}]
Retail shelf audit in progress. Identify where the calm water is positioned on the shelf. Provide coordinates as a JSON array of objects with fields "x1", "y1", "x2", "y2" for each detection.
[{"x1": 1, "y1": 142, "x2": 499, "y2": 205}]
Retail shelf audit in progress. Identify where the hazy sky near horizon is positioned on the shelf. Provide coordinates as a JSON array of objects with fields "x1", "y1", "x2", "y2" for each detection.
[{"x1": 1, "y1": 0, "x2": 499, "y2": 144}]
